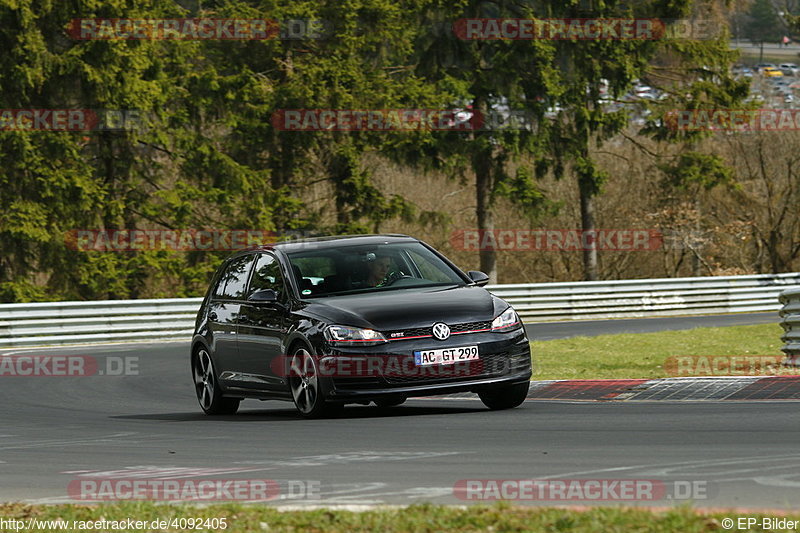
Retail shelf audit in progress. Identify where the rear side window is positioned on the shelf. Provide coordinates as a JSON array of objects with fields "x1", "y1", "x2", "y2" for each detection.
[{"x1": 213, "y1": 254, "x2": 255, "y2": 300}]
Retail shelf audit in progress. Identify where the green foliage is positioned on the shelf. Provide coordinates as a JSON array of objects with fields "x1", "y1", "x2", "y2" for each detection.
[
  {"x1": 0, "y1": 0, "x2": 762, "y2": 301},
  {"x1": 746, "y1": 0, "x2": 784, "y2": 43},
  {"x1": 659, "y1": 151, "x2": 736, "y2": 192},
  {"x1": 0, "y1": 0, "x2": 432, "y2": 301},
  {"x1": 409, "y1": 0, "x2": 561, "y2": 202},
  {"x1": 496, "y1": 166, "x2": 554, "y2": 218}
]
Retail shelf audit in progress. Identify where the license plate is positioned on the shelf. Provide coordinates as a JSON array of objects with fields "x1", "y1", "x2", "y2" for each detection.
[{"x1": 413, "y1": 346, "x2": 479, "y2": 366}]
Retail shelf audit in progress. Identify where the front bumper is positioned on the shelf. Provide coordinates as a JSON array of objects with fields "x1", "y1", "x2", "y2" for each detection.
[{"x1": 319, "y1": 328, "x2": 532, "y2": 400}]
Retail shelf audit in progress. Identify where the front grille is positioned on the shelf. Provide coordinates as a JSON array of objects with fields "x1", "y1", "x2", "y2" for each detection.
[
  {"x1": 385, "y1": 320, "x2": 493, "y2": 340},
  {"x1": 386, "y1": 326, "x2": 431, "y2": 339},
  {"x1": 450, "y1": 321, "x2": 492, "y2": 334}
]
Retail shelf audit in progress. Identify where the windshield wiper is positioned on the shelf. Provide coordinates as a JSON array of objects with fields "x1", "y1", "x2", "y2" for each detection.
[{"x1": 305, "y1": 282, "x2": 462, "y2": 298}]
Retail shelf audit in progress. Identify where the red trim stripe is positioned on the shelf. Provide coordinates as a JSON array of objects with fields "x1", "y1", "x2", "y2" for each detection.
[
  {"x1": 387, "y1": 327, "x2": 496, "y2": 341},
  {"x1": 453, "y1": 328, "x2": 492, "y2": 335}
]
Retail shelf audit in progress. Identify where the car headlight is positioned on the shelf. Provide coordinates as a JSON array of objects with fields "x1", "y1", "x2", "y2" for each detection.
[
  {"x1": 491, "y1": 307, "x2": 521, "y2": 331},
  {"x1": 324, "y1": 325, "x2": 387, "y2": 346}
]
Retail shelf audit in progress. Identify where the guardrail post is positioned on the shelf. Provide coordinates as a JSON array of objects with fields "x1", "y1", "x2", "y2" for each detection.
[{"x1": 779, "y1": 288, "x2": 800, "y2": 367}]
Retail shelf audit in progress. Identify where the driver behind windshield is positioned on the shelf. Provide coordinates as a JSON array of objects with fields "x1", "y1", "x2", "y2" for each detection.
[{"x1": 365, "y1": 253, "x2": 403, "y2": 287}]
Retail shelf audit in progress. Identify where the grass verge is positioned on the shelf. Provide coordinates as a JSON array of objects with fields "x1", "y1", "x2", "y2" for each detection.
[
  {"x1": 1, "y1": 502, "x2": 799, "y2": 532},
  {"x1": 530, "y1": 323, "x2": 786, "y2": 381}
]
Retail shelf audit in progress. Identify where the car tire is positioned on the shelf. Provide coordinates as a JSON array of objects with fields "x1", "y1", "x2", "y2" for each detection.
[
  {"x1": 478, "y1": 381, "x2": 529, "y2": 410},
  {"x1": 193, "y1": 348, "x2": 240, "y2": 415},
  {"x1": 288, "y1": 346, "x2": 341, "y2": 419},
  {"x1": 374, "y1": 395, "x2": 406, "y2": 408}
]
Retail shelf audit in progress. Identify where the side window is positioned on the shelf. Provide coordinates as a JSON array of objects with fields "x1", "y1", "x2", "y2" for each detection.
[
  {"x1": 249, "y1": 254, "x2": 286, "y2": 301},
  {"x1": 213, "y1": 254, "x2": 256, "y2": 300},
  {"x1": 406, "y1": 250, "x2": 456, "y2": 282}
]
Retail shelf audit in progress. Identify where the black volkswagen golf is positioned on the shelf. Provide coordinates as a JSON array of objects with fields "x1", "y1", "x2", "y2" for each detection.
[{"x1": 191, "y1": 234, "x2": 531, "y2": 418}]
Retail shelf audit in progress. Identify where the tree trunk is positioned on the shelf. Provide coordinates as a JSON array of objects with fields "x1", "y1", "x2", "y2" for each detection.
[
  {"x1": 329, "y1": 149, "x2": 355, "y2": 231},
  {"x1": 579, "y1": 184, "x2": 598, "y2": 281},
  {"x1": 475, "y1": 156, "x2": 496, "y2": 282},
  {"x1": 471, "y1": 96, "x2": 497, "y2": 283},
  {"x1": 692, "y1": 195, "x2": 702, "y2": 276},
  {"x1": 768, "y1": 228, "x2": 782, "y2": 273}
]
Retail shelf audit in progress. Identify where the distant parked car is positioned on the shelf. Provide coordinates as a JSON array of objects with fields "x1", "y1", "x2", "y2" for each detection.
[
  {"x1": 763, "y1": 67, "x2": 784, "y2": 77},
  {"x1": 780, "y1": 63, "x2": 799, "y2": 76}
]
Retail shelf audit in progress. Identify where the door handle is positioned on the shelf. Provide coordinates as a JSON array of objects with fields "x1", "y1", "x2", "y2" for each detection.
[{"x1": 208, "y1": 312, "x2": 218, "y2": 321}]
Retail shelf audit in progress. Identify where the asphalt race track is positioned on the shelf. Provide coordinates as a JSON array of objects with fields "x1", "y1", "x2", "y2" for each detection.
[{"x1": 1, "y1": 313, "x2": 798, "y2": 510}]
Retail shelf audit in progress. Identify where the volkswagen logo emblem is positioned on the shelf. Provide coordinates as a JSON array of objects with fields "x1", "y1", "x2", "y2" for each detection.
[{"x1": 432, "y1": 322, "x2": 450, "y2": 341}]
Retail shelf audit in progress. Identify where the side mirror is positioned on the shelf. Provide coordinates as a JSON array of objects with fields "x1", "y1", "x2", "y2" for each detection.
[
  {"x1": 249, "y1": 288, "x2": 278, "y2": 303},
  {"x1": 467, "y1": 270, "x2": 490, "y2": 287}
]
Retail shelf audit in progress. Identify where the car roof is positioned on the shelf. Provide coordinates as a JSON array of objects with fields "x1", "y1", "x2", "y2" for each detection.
[{"x1": 244, "y1": 234, "x2": 419, "y2": 254}]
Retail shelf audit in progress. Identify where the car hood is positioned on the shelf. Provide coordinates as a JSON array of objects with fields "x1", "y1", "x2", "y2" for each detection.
[{"x1": 300, "y1": 285, "x2": 504, "y2": 330}]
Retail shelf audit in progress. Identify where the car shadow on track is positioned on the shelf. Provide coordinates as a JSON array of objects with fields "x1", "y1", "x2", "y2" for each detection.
[{"x1": 110, "y1": 402, "x2": 490, "y2": 422}]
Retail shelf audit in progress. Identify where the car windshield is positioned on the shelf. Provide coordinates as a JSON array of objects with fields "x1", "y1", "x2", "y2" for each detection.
[{"x1": 286, "y1": 242, "x2": 467, "y2": 297}]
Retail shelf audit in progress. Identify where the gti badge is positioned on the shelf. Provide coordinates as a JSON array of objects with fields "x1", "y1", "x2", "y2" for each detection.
[{"x1": 432, "y1": 322, "x2": 450, "y2": 340}]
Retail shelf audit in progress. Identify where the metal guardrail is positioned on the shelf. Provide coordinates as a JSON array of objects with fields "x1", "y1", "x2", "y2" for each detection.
[
  {"x1": 488, "y1": 272, "x2": 800, "y2": 321},
  {"x1": 0, "y1": 298, "x2": 202, "y2": 348},
  {"x1": 1, "y1": 272, "x2": 799, "y2": 348},
  {"x1": 779, "y1": 288, "x2": 800, "y2": 367}
]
